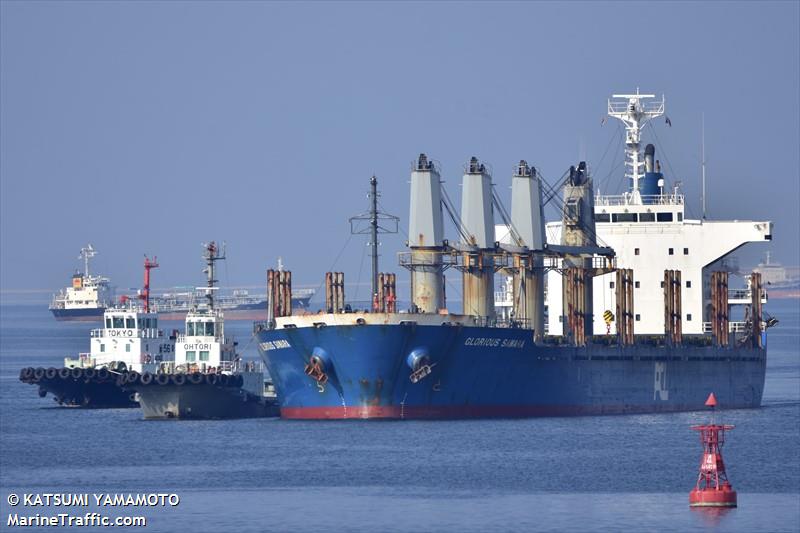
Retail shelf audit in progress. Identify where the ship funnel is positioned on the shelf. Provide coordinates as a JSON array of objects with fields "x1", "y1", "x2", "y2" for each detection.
[
  {"x1": 645, "y1": 144, "x2": 655, "y2": 173},
  {"x1": 406, "y1": 153, "x2": 445, "y2": 313}
]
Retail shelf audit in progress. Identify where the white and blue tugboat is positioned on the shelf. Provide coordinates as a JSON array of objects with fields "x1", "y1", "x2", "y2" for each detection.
[
  {"x1": 123, "y1": 242, "x2": 279, "y2": 419},
  {"x1": 49, "y1": 245, "x2": 115, "y2": 321},
  {"x1": 21, "y1": 258, "x2": 176, "y2": 407}
]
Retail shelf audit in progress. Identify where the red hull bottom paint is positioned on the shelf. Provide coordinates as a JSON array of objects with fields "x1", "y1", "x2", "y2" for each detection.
[
  {"x1": 279, "y1": 403, "x2": 755, "y2": 420},
  {"x1": 689, "y1": 489, "x2": 737, "y2": 507}
]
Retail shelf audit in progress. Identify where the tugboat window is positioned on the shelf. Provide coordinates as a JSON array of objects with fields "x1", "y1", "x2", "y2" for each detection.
[
  {"x1": 657, "y1": 212, "x2": 674, "y2": 222},
  {"x1": 106, "y1": 318, "x2": 112, "y2": 328},
  {"x1": 186, "y1": 351, "x2": 196, "y2": 362},
  {"x1": 113, "y1": 317, "x2": 124, "y2": 328},
  {"x1": 200, "y1": 350, "x2": 210, "y2": 362},
  {"x1": 639, "y1": 212, "x2": 655, "y2": 222},
  {"x1": 205, "y1": 322, "x2": 215, "y2": 336},
  {"x1": 100, "y1": 344, "x2": 105, "y2": 352},
  {"x1": 126, "y1": 318, "x2": 135, "y2": 329}
]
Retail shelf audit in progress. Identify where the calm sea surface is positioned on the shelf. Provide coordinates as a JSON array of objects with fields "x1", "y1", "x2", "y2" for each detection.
[{"x1": 1, "y1": 301, "x2": 798, "y2": 532}]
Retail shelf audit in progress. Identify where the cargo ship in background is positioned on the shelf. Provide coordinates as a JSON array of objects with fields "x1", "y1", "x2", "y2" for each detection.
[
  {"x1": 49, "y1": 245, "x2": 115, "y2": 321},
  {"x1": 50, "y1": 249, "x2": 315, "y2": 322},
  {"x1": 148, "y1": 259, "x2": 315, "y2": 321},
  {"x1": 255, "y1": 90, "x2": 773, "y2": 420}
]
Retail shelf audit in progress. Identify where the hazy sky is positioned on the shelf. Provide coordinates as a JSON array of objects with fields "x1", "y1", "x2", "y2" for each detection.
[{"x1": 2, "y1": 1, "x2": 798, "y2": 300}]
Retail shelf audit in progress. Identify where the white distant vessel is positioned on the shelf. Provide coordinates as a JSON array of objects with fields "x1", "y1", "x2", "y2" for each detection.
[{"x1": 49, "y1": 245, "x2": 115, "y2": 321}]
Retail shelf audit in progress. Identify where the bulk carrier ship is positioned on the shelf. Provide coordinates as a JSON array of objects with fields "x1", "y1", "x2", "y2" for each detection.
[{"x1": 255, "y1": 91, "x2": 773, "y2": 419}]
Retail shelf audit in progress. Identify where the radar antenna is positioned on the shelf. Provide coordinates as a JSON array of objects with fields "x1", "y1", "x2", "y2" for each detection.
[
  {"x1": 201, "y1": 242, "x2": 226, "y2": 310},
  {"x1": 607, "y1": 89, "x2": 665, "y2": 199},
  {"x1": 79, "y1": 244, "x2": 97, "y2": 277}
]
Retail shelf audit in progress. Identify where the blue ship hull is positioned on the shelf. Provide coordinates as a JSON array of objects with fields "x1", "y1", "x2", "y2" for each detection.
[
  {"x1": 50, "y1": 307, "x2": 106, "y2": 321},
  {"x1": 255, "y1": 321, "x2": 766, "y2": 419}
]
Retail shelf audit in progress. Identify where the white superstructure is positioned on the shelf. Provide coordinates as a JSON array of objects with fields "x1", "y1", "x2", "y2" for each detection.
[
  {"x1": 49, "y1": 245, "x2": 115, "y2": 313},
  {"x1": 541, "y1": 91, "x2": 772, "y2": 336},
  {"x1": 66, "y1": 304, "x2": 176, "y2": 372},
  {"x1": 495, "y1": 91, "x2": 772, "y2": 336}
]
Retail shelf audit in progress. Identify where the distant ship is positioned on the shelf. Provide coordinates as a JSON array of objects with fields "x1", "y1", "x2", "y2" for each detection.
[
  {"x1": 50, "y1": 249, "x2": 315, "y2": 321},
  {"x1": 255, "y1": 90, "x2": 773, "y2": 420},
  {"x1": 49, "y1": 245, "x2": 115, "y2": 321}
]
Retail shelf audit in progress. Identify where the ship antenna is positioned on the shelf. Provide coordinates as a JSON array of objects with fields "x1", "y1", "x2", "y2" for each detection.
[
  {"x1": 701, "y1": 113, "x2": 707, "y2": 219},
  {"x1": 349, "y1": 176, "x2": 398, "y2": 309},
  {"x1": 607, "y1": 90, "x2": 665, "y2": 202},
  {"x1": 202, "y1": 242, "x2": 226, "y2": 310},
  {"x1": 79, "y1": 244, "x2": 97, "y2": 278}
]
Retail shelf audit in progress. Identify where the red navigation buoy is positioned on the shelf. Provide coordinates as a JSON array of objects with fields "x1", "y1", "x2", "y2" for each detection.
[{"x1": 689, "y1": 393, "x2": 737, "y2": 508}]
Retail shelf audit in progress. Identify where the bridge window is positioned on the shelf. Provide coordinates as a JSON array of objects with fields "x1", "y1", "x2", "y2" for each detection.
[
  {"x1": 200, "y1": 350, "x2": 210, "y2": 362},
  {"x1": 126, "y1": 318, "x2": 135, "y2": 329},
  {"x1": 205, "y1": 322, "x2": 215, "y2": 336},
  {"x1": 635, "y1": 281, "x2": 640, "y2": 288},
  {"x1": 186, "y1": 351, "x2": 196, "y2": 362},
  {"x1": 686, "y1": 281, "x2": 692, "y2": 288},
  {"x1": 609, "y1": 281, "x2": 615, "y2": 289},
  {"x1": 100, "y1": 344, "x2": 105, "y2": 352},
  {"x1": 113, "y1": 317, "x2": 124, "y2": 328},
  {"x1": 668, "y1": 248, "x2": 674, "y2": 255},
  {"x1": 635, "y1": 314, "x2": 641, "y2": 321},
  {"x1": 612, "y1": 213, "x2": 637, "y2": 223},
  {"x1": 657, "y1": 212, "x2": 674, "y2": 222},
  {"x1": 106, "y1": 318, "x2": 112, "y2": 328},
  {"x1": 639, "y1": 212, "x2": 655, "y2": 222},
  {"x1": 634, "y1": 248, "x2": 640, "y2": 255},
  {"x1": 683, "y1": 248, "x2": 689, "y2": 255},
  {"x1": 594, "y1": 213, "x2": 610, "y2": 222},
  {"x1": 677, "y1": 213, "x2": 683, "y2": 221},
  {"x1": 687, "y1": 314, "x2": 692, "y2": 321}
]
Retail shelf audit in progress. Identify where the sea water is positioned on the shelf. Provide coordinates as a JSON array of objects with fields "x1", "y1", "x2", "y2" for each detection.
[{"x1": 1, "y1": 301, "x2": 798, "y2": 532}]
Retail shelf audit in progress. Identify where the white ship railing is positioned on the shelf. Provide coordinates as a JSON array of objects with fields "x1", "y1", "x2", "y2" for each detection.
[
  {"x1": 157, "y1": 359, "x2": 264, "y2": 374},
  {"x1": 595, "y1": 194, "x2": 684, "y2": 206},
  {"x1": 702, "y1": 321, "x2": 757, "y2": 333}
]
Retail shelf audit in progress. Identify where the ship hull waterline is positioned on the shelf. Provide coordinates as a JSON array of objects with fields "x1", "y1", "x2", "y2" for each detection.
[
  {"x1": 255, "y1": 321, "x2": 766, "y2": 420},
  {"x1": 127, "y1": 382, "x2": 280, "y2": 420}
]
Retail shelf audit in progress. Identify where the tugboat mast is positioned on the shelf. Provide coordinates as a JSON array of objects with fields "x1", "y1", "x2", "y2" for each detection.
[{"x1": 202, "y1": 242, "x2": 225, "y2": 310}]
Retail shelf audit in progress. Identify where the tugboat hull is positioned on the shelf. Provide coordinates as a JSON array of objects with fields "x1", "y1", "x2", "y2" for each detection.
[
  {"x1": 19, "y1": 367, "x2": 136, "y2": 408},
  {"x1": 122, "y1": 373, "x2": 279, "y2": 419}
]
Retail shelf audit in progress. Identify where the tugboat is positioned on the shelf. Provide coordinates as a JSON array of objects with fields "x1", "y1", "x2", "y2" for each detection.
[
  {"x1": 49, "y1": 244, "x2": 115, "y2": 321},
  {"x1": 21, "y1": 257, "x2": 176, "y2": 407},
  {"x1": 122, "y1": 242, "x2": 279, "y2": 419}
]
